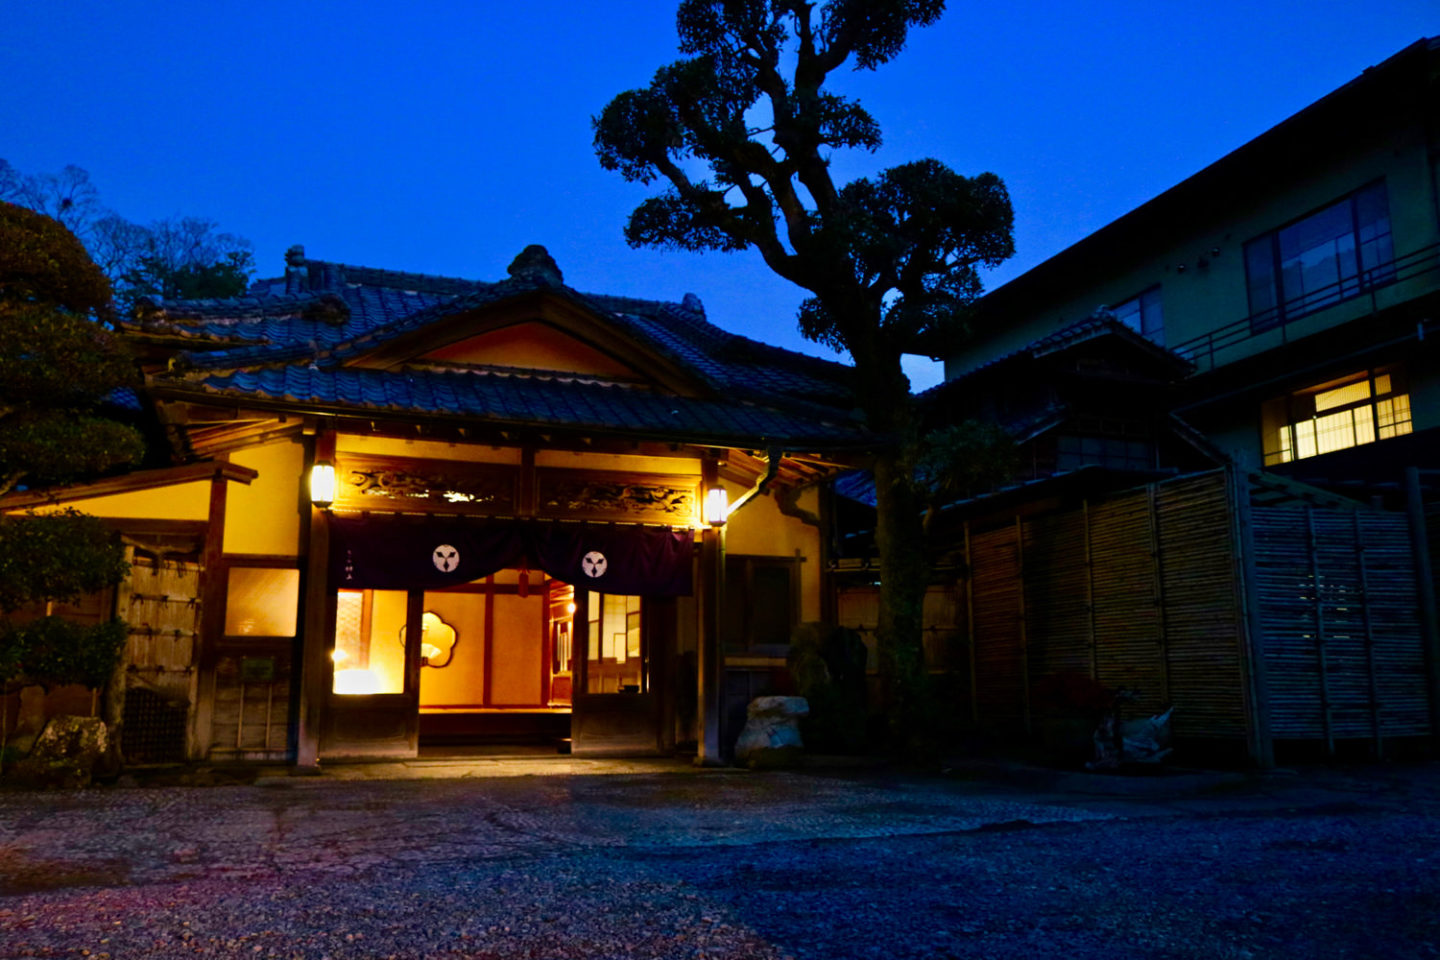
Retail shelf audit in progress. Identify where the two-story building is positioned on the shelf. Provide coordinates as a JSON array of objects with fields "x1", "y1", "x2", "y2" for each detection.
[{"x1": 927, "y1": 36, "x2": 1440, "y2": 764}]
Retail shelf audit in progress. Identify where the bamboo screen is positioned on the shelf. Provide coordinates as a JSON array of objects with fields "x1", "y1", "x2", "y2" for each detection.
[
  {"x1": 966, "y1": 471, "x2": 1249, "y2": 740},
  {"x1": 1251, "y1": 507, "x2": 1430, "y2": 742}
]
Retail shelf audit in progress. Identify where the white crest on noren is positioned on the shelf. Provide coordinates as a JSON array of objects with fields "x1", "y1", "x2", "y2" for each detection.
[{"x1": 581, "y1": 550, "x2": 607, "y2": 578}]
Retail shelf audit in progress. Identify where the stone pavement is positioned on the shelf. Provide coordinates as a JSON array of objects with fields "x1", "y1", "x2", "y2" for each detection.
[
  {"x1": 3, "y1": 755, "x2": 1434, "y2": 891},
  {"x1": 1, "y1": 759, "x2": 1437, "y2": 958}
]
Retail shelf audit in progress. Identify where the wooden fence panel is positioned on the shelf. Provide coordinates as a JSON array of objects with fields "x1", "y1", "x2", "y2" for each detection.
[
  {"x1": 1087, "y1": 491, "x2": 1166, "y2": 718},
  {"x1": 1156, "y1": 473, "x2": 1247, "y2": 738},
  {"x1": 1252, "y1": 507, "x2": 1430, "y2": 743},
  {"x1": 970, "y1": 524, "x2": 1024, "y2": 723},
  {"x1": 1020, "y1": 510, "x2": 1091, "y2": 682}
]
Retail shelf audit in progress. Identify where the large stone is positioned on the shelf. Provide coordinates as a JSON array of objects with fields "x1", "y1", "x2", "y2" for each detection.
[
  {"x1": 6, "y1": 715, "x2": 109, "y2": 789},
  {"x1": 733, "y1": 696, "x2": 809, "y2": 769}
]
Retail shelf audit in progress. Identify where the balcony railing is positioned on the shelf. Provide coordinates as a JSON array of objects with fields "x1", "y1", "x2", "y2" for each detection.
[{"x1": 1172, "y1": 241, "x2": 1440, "y2": 373}]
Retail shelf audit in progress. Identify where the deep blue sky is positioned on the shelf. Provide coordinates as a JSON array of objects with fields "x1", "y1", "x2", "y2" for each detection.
[{"x1": 2, "y1": 2, "x2": 1433, "y2": 390}]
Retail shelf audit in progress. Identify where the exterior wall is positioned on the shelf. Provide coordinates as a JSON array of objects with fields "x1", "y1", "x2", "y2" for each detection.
[
  {"x1": 17, "y1": 481, "x2": 211, "y2": 520},
  {"x1": 947, "y1": 123, "x2": 1439, "y2": 380},
  {"x1": 337, "y1": 434, "x2": 523, "y2": 464},
  {"x1": 224, "y1": 440, "x2": 305, "y2": 557},
  {"x1": 421, "y1": 322, "x2": 641, "y2": 378},
  {"x1": 724, "y1": 485, "x2": 823, "y2": 622}
]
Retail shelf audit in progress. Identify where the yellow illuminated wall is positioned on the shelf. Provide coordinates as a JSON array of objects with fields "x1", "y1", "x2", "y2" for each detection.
[
  {"x1": 225, "y1": 441, "x2": 304, "y2": 556},
  {"x1": 724, "y1": 484, "x2": 823, "y2": 622},
  {"x1": 16, "y1": 481, "x2": 211, "y2": 520},
  {"x1": 418, "y1": 592, "x2": 486, "y2": 709},
  {"x1": 421, "y1": 322, "x2": 639, "y2": 378},
  {"x1": 491, "y1": 594, "x2": 543, "y2": 705},
  {"x1": 336, "y1": 435, "x2": 524, "y2": 464}
]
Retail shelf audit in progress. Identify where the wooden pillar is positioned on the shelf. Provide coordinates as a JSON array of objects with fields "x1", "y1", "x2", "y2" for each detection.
[
  {"x1": 1354, "y1": 512, "x2": 1383, "y2": 758},
  {"x1": 1229, "y1": 466, "x2": 1274, "y2": 768},
  {"x1": 964, "y1": 521, "x2": 977, "y2": 724},
  {"x1": 294, "y1": 430, "x2": 335, "y2": 771},
  {"x1": 1404, "y1": 467, "x2": 1440, "y2": 748},
  {"x1": 695, "y1": 460, "x2": 726, "y2": 766},
  {"x1": 1083, "y1": 500, "x2": 1098, "y2": 681},
  {"x1": 1014, "y1": 515, "x2": 1031, "y2": 736},
  {"x1": 1306, "y1": 508, "x2": 1335, "y2": 757},
  {"x1": 191, "y1": 469, "x2": 229, "y2": 761},
  {"x1": 1147, "y1": 485, "x2": 1171, "y2": 706}
]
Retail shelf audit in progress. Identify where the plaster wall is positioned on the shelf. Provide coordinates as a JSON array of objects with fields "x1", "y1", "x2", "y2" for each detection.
[
  {"x1": 337, "y1": 435, "x2": 523, "y2": 464},
  {"x1": 724, "y1": 484, "x2": 823, "y2": 622},
  {"x1": 225, "y1": 440, "x2": 304, "y2": 557},
  {"x1": 946, "y1": 125, "x2": 1439, "y2": 378},
  {"x1": 418, "y1": 592, "x2": 487, "y2": 709},
  {"x1": 491, "y1": 594, "x2": 543, "y2": 705},
  {"x1": 421, "y1": 321, "x2": 638, "y2": 378},
  {"x1": 18, "y1": 481, "x2": 211, "y2": 520}
]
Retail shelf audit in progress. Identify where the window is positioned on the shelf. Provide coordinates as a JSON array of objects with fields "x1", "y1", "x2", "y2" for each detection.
[
  {"x1": 1262, "y1": 366, "x2": 1412, "y2": 466},
  {"x1": 723, "y1": 555, "x2": 801, "y2": 651},
  {"x1": 1245, "y1": 182, "x2": 1394, "y2": 331},
  {"x1": 1054, "y1": 435, "x2": 1154, "y2": 472},
  {"x1": 224, "y1": 567, "x2": 300, "y2": 637},
  {"x1": 1112, "y1": 286, "x2": 1164, "y2": 344},
  {"x1": 332, "y1": 589, "x2": 408, "y2": 695},
  {"x1": 586, "y1": 592, "x2": 645, "y2": 694}
]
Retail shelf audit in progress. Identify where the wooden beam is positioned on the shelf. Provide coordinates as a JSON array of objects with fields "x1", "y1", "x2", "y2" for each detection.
[{"x1": 695, "y1": 457, "x2": 725, "y2": 766}]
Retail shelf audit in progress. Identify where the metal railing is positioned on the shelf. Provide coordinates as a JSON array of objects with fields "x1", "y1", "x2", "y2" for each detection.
[{"x1": 1172, "y1": 241, "x2": 1440, "y2": 372}]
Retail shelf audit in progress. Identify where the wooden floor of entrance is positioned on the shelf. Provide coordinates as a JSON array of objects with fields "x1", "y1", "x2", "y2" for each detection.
[{"x1": 419, "y1": 707, "x2": 572, "y2": 754}]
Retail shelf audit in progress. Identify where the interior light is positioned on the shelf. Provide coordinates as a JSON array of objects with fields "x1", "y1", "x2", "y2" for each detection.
[
  {"x1": 333, "y1": 668, "x2": 380, "y2": 695},
  {"x1": 310, "y1": 460, "x2": 337, "y2": 507},
  {"x1": 704, "y1": 485, "x2": 729, "y2": 526},
  {"x1": 331, "y1": 649, "x2": 348, "y2": 663}
]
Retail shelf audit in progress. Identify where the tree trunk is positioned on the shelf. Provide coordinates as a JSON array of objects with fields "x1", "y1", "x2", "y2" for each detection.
[{"x1": 859, "y1": 353, "x2": 932, "y2": 749}]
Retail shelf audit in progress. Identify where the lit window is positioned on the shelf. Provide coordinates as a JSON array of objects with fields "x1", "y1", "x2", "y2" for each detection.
[
  {"x1": 1111, "y1": 286, "x2": 1164, "y2": 344},
  {"x1": 586, "y1": 593, "x2": 644, "y2": 694},
  {"x1": 331, "y1": 589, "x2": 408, "y2": 695},
  {"x1": 1262, "y1": 367, "x2": 1411, "y2": 466},
  {"x1": 1246, "y1": 182, "x2": 1394, "y2": 331},
  {"x1": 224, "y1": 567, "x2": 300, "y2": 637}
]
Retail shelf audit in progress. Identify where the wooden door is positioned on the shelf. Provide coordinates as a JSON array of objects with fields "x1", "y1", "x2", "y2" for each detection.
[
  {"x1": 570, "y1": 593, "x2": 671, "y2": 755},
  {"x1": 320, "y1": 589, "x2": 423, "y2": 759}
]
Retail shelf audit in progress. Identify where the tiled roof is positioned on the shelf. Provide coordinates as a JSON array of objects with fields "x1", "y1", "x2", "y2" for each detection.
[
  {"x1": 178, "y1": 365, "x2": 863, "y2": 446},
  {"x1": 921, "y1": 314, "x2": 1192, "y2": 403},
  {"x1": 138, "y1": 250, "x2": 868, "y2": 448}
]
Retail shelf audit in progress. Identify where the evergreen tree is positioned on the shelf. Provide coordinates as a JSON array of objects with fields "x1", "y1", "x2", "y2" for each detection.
[
  {"x1": 594, "y1": 0, "x2": 1014, "y2": 745},
  {"x1": 0, "y1": 201, "x2": 142, "y2": 736}
]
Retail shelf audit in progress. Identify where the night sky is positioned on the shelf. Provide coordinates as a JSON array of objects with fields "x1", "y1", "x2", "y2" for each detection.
[{"x1": 2, "y1": 1, "x2": 1433, "y2": 390}]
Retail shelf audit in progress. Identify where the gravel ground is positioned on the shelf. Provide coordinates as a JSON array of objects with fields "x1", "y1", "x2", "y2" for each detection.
[{"x1": 0, "y1": 764, "x2": 1437, "y2": 959}]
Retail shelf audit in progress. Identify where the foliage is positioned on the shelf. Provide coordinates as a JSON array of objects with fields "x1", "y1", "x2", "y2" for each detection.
[
  {"x1": 1, "y1": 160, "x2": 254, "y2": 309},
  {"x1": 787, "y1": 622, "x2": 869, "y2": 752},
  {"x1": 0, "y1": 202, "x2": 139, "y2": 698},
  {"x1": 0, "y1": 204, "x2": 146, "y2": 499},
  {"x1": 0, "y1": 511, "x2": 130, "y2": 613},
  {"x1": 595, "y1": 1, "x2": 1014, "y2": 744},
  {"x1": 115, "y1": 219, "x2": 256, "y2": 301},
  {"x1": 916, "y1": 419, "x2": 1019, "y2": 517},
  {"x1": 0, "y1": 616, "x2": 127, "y2": 690},
  {"x1": 0, "y1": 200, "x2": 113, "y2": 318}
]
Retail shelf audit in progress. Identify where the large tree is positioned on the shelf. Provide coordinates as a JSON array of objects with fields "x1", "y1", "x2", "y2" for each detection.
[
  {"x1": 0, "y1": 201, "x2": 144, "y2": 766},
  {"x1": 595, "y1": 0, "x2": 1014, "y2": 742}
]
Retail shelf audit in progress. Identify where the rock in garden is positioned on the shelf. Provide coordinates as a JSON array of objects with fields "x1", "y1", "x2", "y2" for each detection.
[
  {"x1": 732, "y1": 696, "x2": 808, "y2": 769},
  {"x1": 6, "y1": 715, "x2": 109, "y2": 788}
]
